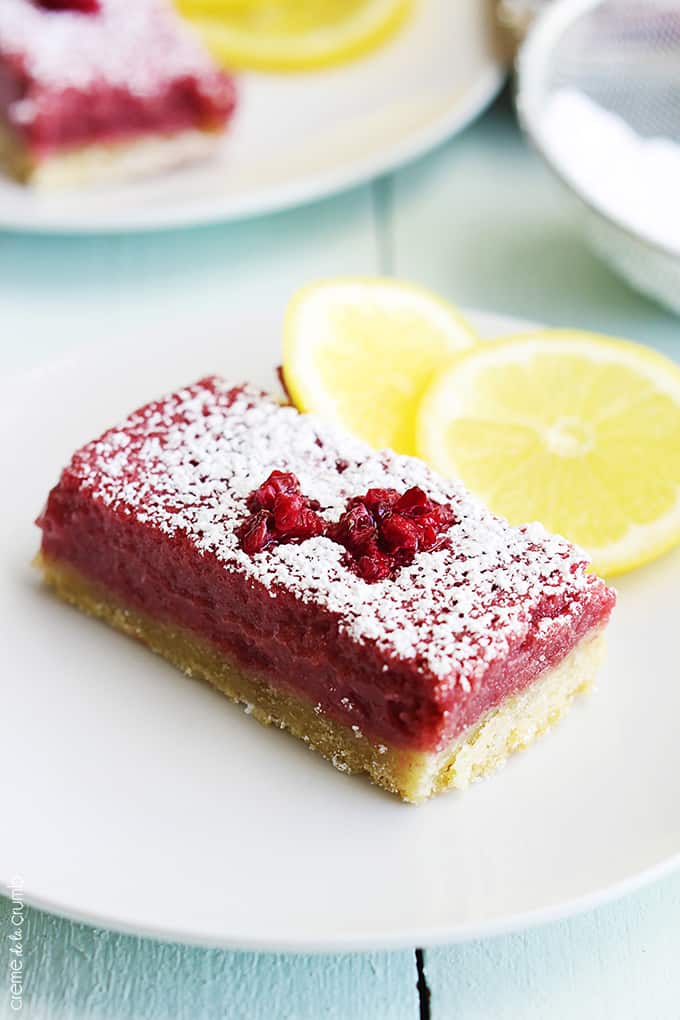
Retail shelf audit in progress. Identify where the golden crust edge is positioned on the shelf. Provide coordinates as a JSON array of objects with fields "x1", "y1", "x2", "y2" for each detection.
[
  {"x1": 34, "y1": 551, "x2": 607, "y2": 803},
  {"x1": 0, "y1": 119, "x2": 224, "y2": 188}
]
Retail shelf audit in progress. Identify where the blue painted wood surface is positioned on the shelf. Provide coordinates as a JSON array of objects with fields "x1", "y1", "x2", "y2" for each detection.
[
  {"x1": 0, "y1": 899, "x2": 419, "y2": 1020},
  {"x1": 424, "y1": 872, "x2": 680, "y2": 1020},
  {"x1": 2, "y1": 873, "x2": 680, "y2": 1018},
  {"x1": 2, "y1": 91, "x2": 679, "y2": 1019}
]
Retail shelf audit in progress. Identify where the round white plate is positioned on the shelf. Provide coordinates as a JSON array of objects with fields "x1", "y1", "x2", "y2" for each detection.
[
  {"x1": 0, "y1": 1, "x2": 503, "y2": 234},
  {"x1": 1, "y1": 310, "x2": 679, "y2": 951}
]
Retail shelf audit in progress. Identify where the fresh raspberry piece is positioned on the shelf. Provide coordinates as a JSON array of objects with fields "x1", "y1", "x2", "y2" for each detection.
[
  {"x1": 417, "y1": 520, "x2": 441, "y2": 551},
  {"x1": 327, "y1": 503, "x2": 377, "y2": 556},
  {"x1": 356, "y1": 550, "x2": 392, "y2": 582},
  {"x1": 293, "y1": 509, "x2": 325, "y2": 541},
  {"x1": 395, "y1": 486, "x2": 431, "y2": 515},
  {"x1": 380, "y1": 513, "x2": 420, "y2": 556},
  {"x1": 328, "y1": 485, "x2": 455, "y2": 581},
  {"x1": 237, "y1": 510, "x2": 272, "y2": 555},
  {"x1": 239, "y1": 471, "x2": 324, "y2": 554},
  {"x1": 273, "y1": 492, "x2": 306, "y2": 532},
  {"x1": 273, "y1": 497, "x2": 324, "y2": 546},
  {"x1": 359, "y1": 488, "x2": 401, "y2": 520},
  {"x1": 37, "y1": 0, "x2": 101, "y2": 12},
  {"x1": 248, "y1": 470, "x2": 301, "y2": 512}
]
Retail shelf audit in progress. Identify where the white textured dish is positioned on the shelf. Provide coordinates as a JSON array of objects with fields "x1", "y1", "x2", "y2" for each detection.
[
  {"x1": 1, "y1": 310, "x2": 679, "y2": 951},
  {"x1": 516, "y1": 0, "x2": 680, "y2": 314},
  {"x1": 0, "y1": 0, "x2": 503, "y2": 234}
]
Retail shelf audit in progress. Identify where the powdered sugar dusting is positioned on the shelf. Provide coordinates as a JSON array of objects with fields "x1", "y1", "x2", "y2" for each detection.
[
  {"x1": 64, "y1": 378, "x2": 600, "y2": 689},
  {"x1": 0, "y1": 0, "x2": 230, "y2": 111}
]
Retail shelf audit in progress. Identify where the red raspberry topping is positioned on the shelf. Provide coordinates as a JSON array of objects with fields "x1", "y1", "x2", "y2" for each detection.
[
  {"x1": 329, "y1": 486, "x2": 456, "y2": 581},
  {"x1": 238, "y1": 511, "x2": 271, "y2": 556},
  {"x1": 238, "y1": 472, "x2": 324, "y2": 554},
  {"x1": 247, "y1": 470, "x2": 301, "y2": 512},
  {"x1": 355, "y1": 550, "x2": 393, "y2": 583},
  {"x1": 327, "y1": 502, "x2": 376, "y2": 556},
  {"x1": 381, "y1": 514, "x2": 420, "y2": 555},
  {"x1": 238, "y1": 473, "x2": 456, "y2": 582},
  {"x1": 37, "y1": 0, "x2": 101, "y2": 11},
  {"x1": 358, "y1": 488, "x2": 401, "y2": 520}
]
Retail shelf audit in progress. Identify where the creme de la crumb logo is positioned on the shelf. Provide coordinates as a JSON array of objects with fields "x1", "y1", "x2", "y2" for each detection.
[{"x1": 6, "y1": 876, "x2": 25, "y2": 1012}]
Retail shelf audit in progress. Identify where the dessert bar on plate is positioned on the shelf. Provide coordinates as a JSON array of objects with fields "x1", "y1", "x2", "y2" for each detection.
[
  {"x1": 36, "y1": 379, "x2": 615, "y2": 803},
  {"x1": 0, "y1": 0, "x2": 236, "y2": 187}
]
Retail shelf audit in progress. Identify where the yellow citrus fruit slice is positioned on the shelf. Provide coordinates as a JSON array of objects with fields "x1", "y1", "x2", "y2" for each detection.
[
  {"x1": 282, "y1": 277, "x2": 478, "y2": 455},
  {"x1": 417, "y1": 329, "x2": 680, "y2": 576},
  {"x1": 176, "y1": 0, "x2": 413, "y2": 72}
]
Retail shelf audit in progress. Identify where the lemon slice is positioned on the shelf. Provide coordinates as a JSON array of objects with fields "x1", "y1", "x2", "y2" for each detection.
[
  {"x1": 177, "y1": 0, "x2": 412, "y2": 72},
  {"x1": 283, "y1": 277, "x2": 478, "y2": 455},
  {"x1": 417, "y1": 330, "x2": 680, "y2": 576}
]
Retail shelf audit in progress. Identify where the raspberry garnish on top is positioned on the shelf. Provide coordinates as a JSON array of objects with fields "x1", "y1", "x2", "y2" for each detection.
[
  {"x1": 237, "y1": 471, "x2": 324, "y2": 554},
  {"x1": 239, "y1": 472, "x2": 456, "y2": 581},
  {"x1": 328, "y1": 486, "x2": 456, "y2": 581}
]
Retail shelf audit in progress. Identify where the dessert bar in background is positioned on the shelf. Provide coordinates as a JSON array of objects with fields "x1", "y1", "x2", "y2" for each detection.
[
  {"x1": 0, "y1": 0, "x2": 236, "y2": 187},
  {"x1": 36, "y1": 379, "x2": 615, "y2": 802}
]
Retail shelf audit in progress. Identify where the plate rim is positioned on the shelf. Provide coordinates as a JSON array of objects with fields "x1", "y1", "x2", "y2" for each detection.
[
  {"x1": 6, "y1": 851, "x2": 679, "y2": 952},
  {"x1": 0, "y1": 68, "x2": 504, "y2": 235}
]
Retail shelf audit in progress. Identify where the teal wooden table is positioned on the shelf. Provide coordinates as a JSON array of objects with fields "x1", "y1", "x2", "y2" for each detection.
[{"x1": 2, "y1": 91, "x2": 679, "y2": 1020}]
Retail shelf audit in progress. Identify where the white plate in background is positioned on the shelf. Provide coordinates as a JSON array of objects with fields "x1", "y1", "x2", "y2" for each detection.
[{"x1": 0, "y1": 0, "x2": 503, "y2": 234}]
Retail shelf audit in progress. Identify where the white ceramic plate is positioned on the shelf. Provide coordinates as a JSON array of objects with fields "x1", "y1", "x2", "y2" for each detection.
[
  {"x1": 0, "y1": 0, "x2": 503, "y2": 235},
  {"x1": 1, "y1": 310, "x2": 679, "y2": 951}
]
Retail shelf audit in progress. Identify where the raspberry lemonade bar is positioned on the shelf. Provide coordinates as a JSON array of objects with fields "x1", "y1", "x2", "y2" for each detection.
[
  {"x1": 36, "y1": 379, "x2": 615, "y2": 803},
  {"x1": 0, "y1": 0, "x2": 236, "y2": 187}
]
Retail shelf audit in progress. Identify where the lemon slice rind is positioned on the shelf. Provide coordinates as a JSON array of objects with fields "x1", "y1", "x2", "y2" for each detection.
[
  {"x1": 417, "y1": 330, "x2": 680, "y2": 577},
  {"x1": 283, "y1": 276, "x2": 478, "y2": 456},
  {"x1": 179, "y1": 0, "x2": 413, "y2": 72}
]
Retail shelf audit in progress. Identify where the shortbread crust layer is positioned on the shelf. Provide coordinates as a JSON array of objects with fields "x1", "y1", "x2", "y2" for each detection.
[
  {"x1": 37, "y1": 553, "x2": 607, "y2": 803},
  {"x1": 0, "y1": 120, "x2": 222, "y2": 188}
]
